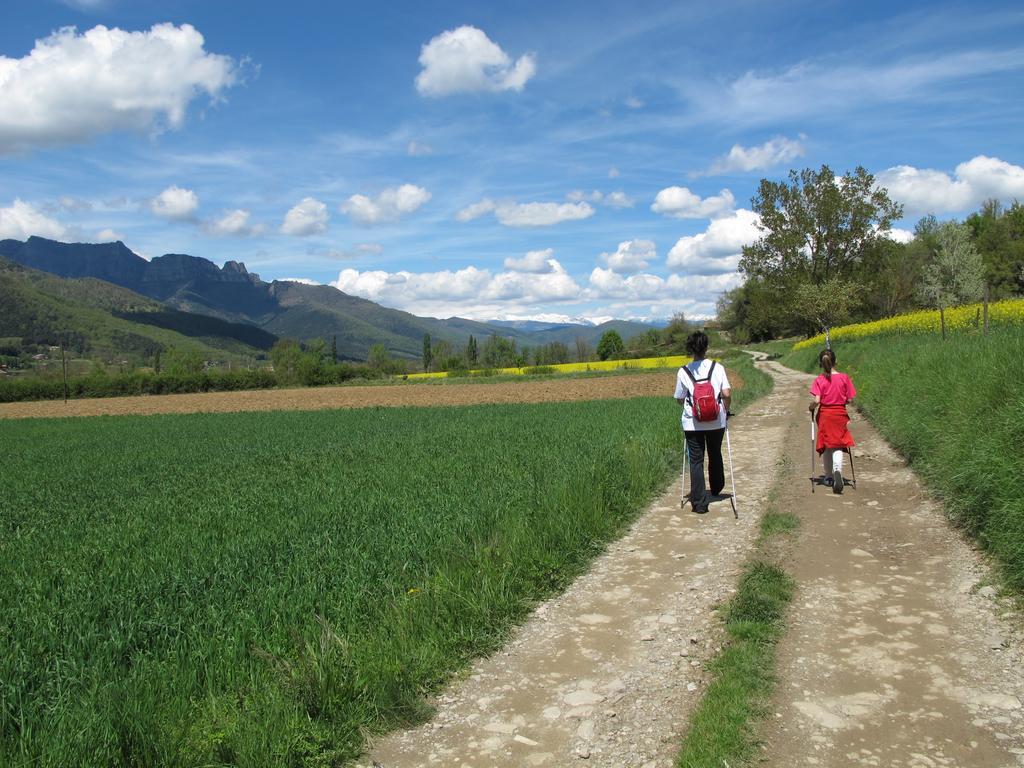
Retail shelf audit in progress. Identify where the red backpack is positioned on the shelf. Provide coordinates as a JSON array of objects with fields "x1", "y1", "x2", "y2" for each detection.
[{"x1": 682, "y1": 361, "x2": 721, "y2": 422}]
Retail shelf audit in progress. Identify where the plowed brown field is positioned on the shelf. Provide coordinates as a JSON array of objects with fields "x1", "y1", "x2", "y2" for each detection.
[{"x1": 0, "y1": 371, "x2": 698, "y2": 420}]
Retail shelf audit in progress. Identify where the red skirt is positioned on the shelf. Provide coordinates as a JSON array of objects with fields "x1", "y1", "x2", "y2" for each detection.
[{"x1": 816, "y1": 404, "x2": 855, "y2": 453}]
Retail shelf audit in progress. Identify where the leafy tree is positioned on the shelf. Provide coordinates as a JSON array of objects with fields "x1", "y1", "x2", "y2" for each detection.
[
  {"x1": 920, "y1": 221, "x2": 985, "y2": 338},
  {"x1": 422, "y1": 333, "x2": 432, "y2": 372},
  {"x1": 741, "y1": 165, "x2": 903, "y2": 288},
  {"x1": 481, "y1": 334, "x2": 518, "y2": 368},
  {"x1": 793, "y1": 277, "x2": 864, "y2": 347},
  {"x1": 715, "y1": 279, "x2": 787, "y2": 342},
  {"x1": 163, "y1": 346, "x2": 205, "y2": 375},
  {"x1": 465, "y1": 334, "x2": 478, "y2": 365},
  {"x1": 596, "y1": 329, "x2": 624, "y2": 361},
  {"x1": 270, "y1": 339, "x2": 304, "y2": 384},
  {"x1": 533, "y1": 341, "x2": 571, "y2": 365},
  {"x1": 574, "y1": 336, "x2": 593, "y2": 362},
  {"x1": 967, "y1": 200, "x2": 1024, "y2": 298},
  {"x1": 367, "y1": 343, "x2": 390, "y2": 370},
  {"x1": 331, "y1": 335, "x2": 338, "y2": 363}
]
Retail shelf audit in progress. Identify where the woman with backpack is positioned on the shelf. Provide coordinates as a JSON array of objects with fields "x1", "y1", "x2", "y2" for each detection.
[
  {"x1": 809, "y1": 348, "x2": 857, "y2": 493},
  {"x1": 674, "y1": 331, "x2": 731, "y2": 514}
]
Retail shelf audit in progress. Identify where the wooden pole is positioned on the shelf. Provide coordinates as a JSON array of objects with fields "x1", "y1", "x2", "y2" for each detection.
[
  {"x1": 983, "y1": 284, "x2": 990, "y2": 335},
  {"x1": 60, "y1": 338, "x2": 69, "y2": 403}
]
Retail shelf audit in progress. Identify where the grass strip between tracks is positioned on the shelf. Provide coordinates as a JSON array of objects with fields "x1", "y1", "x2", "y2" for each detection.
[{"x1": 675, "y1": 454, "x2": 799, "y2": 768}]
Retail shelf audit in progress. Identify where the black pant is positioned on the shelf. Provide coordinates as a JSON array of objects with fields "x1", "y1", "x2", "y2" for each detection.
[{"x1": 684, "y1": 429, "x2": 725, "y2": 510}]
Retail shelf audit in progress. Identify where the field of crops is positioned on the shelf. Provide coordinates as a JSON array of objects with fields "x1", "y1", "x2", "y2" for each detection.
[
  {"x1": 404, "y1": 354, "x2": 688, "y2": 379},
  {"x1": 793, "y1": 298, "x2": 1024, "y2": 350},
  {"x1": 1, "y1": 398, "x2": 686, "y2": 766}
]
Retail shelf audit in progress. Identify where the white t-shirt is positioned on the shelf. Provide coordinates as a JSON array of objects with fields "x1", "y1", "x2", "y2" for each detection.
[{"x1": 674, "y1": 359, "x2": 730, "y2": 431}]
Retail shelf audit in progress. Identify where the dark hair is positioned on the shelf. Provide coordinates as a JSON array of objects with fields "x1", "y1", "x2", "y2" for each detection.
[
  {"x1": 819, "y1": 348, "x2": 836, "y2": 380},
  {"x1": 686, "y1": 331, "x2": 709, "y2": 357}
]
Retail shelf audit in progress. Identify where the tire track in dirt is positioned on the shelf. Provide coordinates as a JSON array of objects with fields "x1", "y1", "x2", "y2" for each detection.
[
  {"x1": 359, "y1": 362, "x2": 807, "y2": 767},
  {"x1": 758, "y1": 360, "x2": 1024, "y2": 767}
]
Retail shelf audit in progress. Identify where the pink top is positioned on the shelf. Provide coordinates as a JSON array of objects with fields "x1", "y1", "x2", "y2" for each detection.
[{"x1": 810, "y1": 371, "x2": 856, "y2": 406}]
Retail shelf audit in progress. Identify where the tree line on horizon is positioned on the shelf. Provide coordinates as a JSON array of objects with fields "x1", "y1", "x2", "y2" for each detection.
[{"x1": 716, "y1": 165, "x2": 1024, "y2": 343}]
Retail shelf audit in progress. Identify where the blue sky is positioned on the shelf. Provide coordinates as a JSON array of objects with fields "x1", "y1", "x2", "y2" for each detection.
[{"x1": 1, "y1": 0, "x2": 1022, "y2": 322}]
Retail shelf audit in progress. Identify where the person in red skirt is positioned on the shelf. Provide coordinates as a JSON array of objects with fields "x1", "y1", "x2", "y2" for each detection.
[{"x1": 808, "y1": 348, "x2": 856, "y2": 493}]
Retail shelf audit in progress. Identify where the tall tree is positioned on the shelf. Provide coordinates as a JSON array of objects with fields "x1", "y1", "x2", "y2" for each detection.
[
  {"x1": 793, "y1": 278, "x2": 864, "y2": 348},
  {"x1": 574, "y1": 335, "x2": 592, "y2": 363},
  {"x1": 741, "y1": 165, "x2": 903, "y2": 287},
  {"x1": 422, "y1": 333, "x2": 432, "y2": 372},
  {"x1": 331, "y1": 335, "x2": 338, "y2": 363},
  {"x1": 465, "y1": 334, "x2": 478, "y2": 365},
  {"x1": 596, "y1": 329, "x2": 624, "y2": 361},
  {"x1": 967, "y1": 200, "x2": 1024, "y2": 298},
  {"x1": 920, "y1": 221, "x2": 985, "y2": 338}
]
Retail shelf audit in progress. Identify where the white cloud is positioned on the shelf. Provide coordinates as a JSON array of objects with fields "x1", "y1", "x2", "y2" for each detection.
[
  {"x1": 0, "y1": 23, "x2": 238, "y2": 153},
  {"x1": 416, "y1": 26, "x2": 536, "y2": 97},
  {"x1": 702, "y1": 135, "x2": 806, "y2": 175},
  {"x1": 600, "y1": 239, "x2": 656, "y2": 274},
  {"x1": 666, "y1": 208, "x2": 762, "y2": 275},
  {"x1": 885, "y1": 228, "x2": 915, "y2": 244},
  {"x1": 608, "y1": 167, "x2": 621, "y2": 179},
  {"x1": 407, "y1": 140, "x2": 434, "y2": 156},
  {"x1": 340, "y1": 184, "x2": 431, "y2": 224},
  {"x1": 877, "y1": 155, "x2": 1024, "y2": 215},
  {"x1": 0, "y1": 199, "x2": 68, "y2": 240},
  {"x1": 150, "y1": 185, "x2": 199, "y2": 219},
  {"x1": 625, "y1": 96, "x2": 644, "y2": 109},
  {"x1": 604, "y1": 191, "x2": 635, "y2": 209},
  {"x1": 204, "y1": 208, "x2": 264, "y2": 237},
  {"x1": 455, "y1": 198, "x2": 497, "y2": 222},
  {"x1": 457, "y1": 198, "x2": 595, "y2": 227},
  {"x1": 689, "y1": 50, "x2": 1024, "y2": 125},
  {"x1": 95, "y1": 228, "x2": 123, "y2": 241},
  {"x1": 496, "y1": 201, "x2": 594, "y2": 227},
  {"x1": 651, "y1": 187, "x2": 735, "y2": 219},
  {"x1": 58, "y1": 196, "x2": 92, "y2": 212},
  {"x1": 567, "y1": 189, "x2": 635, "y2": 208},
  {"x1": 587, "y1": 268, "x2": 742, "y2": 302},
  {"x1": 504, "y1": 248, "x2": 558, "y2": 273},
  {"x1": 333, "y1": 260, "x2": 582, "y2": 314},
  {"x1": 278, "y1": 277, "x2": 319, "y2": 285},
  {"x1": 281, "y1": 197, "x2": 328, "y2": 236}
]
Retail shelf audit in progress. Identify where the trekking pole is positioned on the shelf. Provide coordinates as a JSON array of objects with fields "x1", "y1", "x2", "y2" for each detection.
[
  {"x1": 680, "y1": 430, "x2": 688, "y2": 508},
  {"x1": 725, "y1": 416, "x2": 738, "y2": 519},
  {"x1": 810, "y1": 412, "x2": 817, "y2": 494}
]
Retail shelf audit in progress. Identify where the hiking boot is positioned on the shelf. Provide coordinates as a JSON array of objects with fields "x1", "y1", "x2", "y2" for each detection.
[
  {"x1": 832, "y1": 469, "x2": 844, "y2": 494},
  {"x1": 694, "y1": 505, "x2": 709, "y2": 514}
]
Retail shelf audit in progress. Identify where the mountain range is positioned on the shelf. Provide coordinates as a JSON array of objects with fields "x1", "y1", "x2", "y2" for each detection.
[{"x1": 0, "y1": 237, "x2": 657, "y2": 361}]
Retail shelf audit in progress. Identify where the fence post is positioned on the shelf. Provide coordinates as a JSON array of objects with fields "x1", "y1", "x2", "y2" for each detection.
[{"x1": 983, "y1": 284, "x2": 990, "y2": 335}]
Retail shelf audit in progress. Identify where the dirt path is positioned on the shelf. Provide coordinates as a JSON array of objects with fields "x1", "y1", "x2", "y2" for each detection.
[
  {"x1": 758, "y1": 360, "x2": 1024, "y2": 767},
  {"x1": 361, "y1": 361, "x2": 807, "y2": 767},
  {"x1": 0, "y1": 372, "x2": 675, "y2": 420}
]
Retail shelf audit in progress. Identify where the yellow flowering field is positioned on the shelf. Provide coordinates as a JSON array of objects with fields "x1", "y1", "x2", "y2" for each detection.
[
  {"x1": 793, "y1": 299, "x2": 1024, "y2": 350},
  {"x1": 403, "y1": 354, "x2": 688, "y2": 380}
]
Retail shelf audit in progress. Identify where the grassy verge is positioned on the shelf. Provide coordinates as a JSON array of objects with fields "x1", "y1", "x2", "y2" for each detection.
[
  {"x1": 676, "y1": 457, "x2": 798, "y2": 768},
  {"x1": 781, "y1": 326, "x2": 1024, "y2": 594}
]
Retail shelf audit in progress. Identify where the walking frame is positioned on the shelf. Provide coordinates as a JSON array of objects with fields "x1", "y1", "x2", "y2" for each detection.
[
  {"x1": 809, "y1": 411, "x2": 857, "y2": 493},
  {"x1": 680, "y1": 415, "x2": 739, "y2": 519}
]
